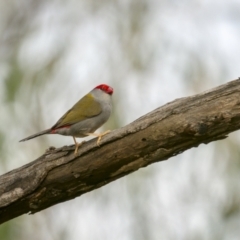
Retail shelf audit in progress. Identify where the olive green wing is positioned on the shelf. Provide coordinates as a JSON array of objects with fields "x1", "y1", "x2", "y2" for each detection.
[{"x1": 52, "y1": 93, "x2": 102, "y2": 129}]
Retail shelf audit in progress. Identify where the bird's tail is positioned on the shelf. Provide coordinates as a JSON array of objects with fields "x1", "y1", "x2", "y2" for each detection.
[{"x1": 19, "y1": 129, "x2": 52, "y2": 142}]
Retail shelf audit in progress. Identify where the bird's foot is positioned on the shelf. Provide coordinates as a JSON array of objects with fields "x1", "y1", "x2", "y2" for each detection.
[
  {"x1": 73, "y1": 137, "x2": 86, "y2": 155},
  {"x1": 96, "y1": 130, "x2": 111, "y2": 146},
  {"x1": 87, "y1": 130, "x2": 111, "y2": 146}
]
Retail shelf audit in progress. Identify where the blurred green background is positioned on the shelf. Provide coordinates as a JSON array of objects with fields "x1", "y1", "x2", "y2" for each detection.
[{"x1": 1, "y1": 0, "x2": 240, "y2": 239}]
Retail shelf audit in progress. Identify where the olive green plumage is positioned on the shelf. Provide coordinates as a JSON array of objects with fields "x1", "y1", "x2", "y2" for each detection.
[{"x1": 52, "y1": 93, "x2": 102, "y2": 128}]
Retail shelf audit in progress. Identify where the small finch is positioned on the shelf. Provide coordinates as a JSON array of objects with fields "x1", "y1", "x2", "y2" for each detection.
[{"x1": 20, "y1": 84, "x2": 113, "y2": 154}]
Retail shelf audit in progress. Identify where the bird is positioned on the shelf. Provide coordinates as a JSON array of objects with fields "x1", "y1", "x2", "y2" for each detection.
[{"x1": 20, "y1": 84, "x2": 113, "y2": 155}]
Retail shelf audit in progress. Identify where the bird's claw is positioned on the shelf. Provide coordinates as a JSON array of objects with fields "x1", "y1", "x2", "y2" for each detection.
[
  {"x1": 97, "y1": 137, "x2": 102, "y2": 146},
  {"x1": 96, "y1": 130, "x2": 111, "y2": 147},
  {"x1": 74, "y1": 139, "x2": 86, "y2": 155},
  {"x1": 86, "y1": 130, "x2": 111, "y2": 147}
]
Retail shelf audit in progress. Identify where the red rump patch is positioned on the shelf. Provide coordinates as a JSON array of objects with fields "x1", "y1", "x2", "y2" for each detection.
[{"x1": 51, "y1": 125, "x2": 70, "y2": 133}]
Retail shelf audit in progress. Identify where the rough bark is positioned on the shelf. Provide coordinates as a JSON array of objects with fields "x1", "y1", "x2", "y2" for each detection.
[{"x1": 1, "y1": 78, "x2": 240, "y2": 224}]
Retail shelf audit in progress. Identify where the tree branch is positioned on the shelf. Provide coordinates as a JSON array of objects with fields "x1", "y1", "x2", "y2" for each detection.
[{"x1": 1, "y1": 79, "x2": 240, "y2": 224}]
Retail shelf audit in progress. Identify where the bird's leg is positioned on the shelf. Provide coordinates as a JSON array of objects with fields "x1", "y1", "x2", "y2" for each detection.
[
  {"x1": 73, "y1": 137, "x2": 85, "y2": 155},
  {"x1": 87, "y1": 130, "x2": 111, "y2": 146}
]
